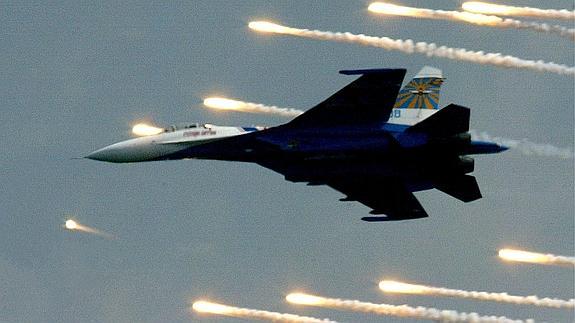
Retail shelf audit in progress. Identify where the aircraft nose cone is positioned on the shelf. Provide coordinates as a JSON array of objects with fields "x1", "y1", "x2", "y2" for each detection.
[
  {"x1": 85, "y1": 146, "x2": 120, "y2": 162},
  {"x1": 85, "y1": 141, "x2": 136, "y2": 163},
  {"x1": 85, "y1": 137, "x2": 165, "y2": 163}
]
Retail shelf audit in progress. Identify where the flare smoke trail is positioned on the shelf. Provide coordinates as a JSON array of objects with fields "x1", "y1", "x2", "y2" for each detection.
[
  {"x1": 204, "y1": 97, "x2": 304, "y2": 117},
  {"x1": 379, "y1": 280, "x2": 575, "y2": 309},
  {"x1": 499, "y1": 248, "x2": 575, "y2": 266},
  {"x1": 286, "y1": 293, "x2": 533, "y2": 323},
  {"x1": 191, "y1": 300, "x2": 338, "y2": 323},
  {"x1": 64, "y1": 219, "x2": 113, "y2": 239},
  {"x1": 368, "y1": 2, "x2": 575, "y2": 41},
  {"x1": 462, "y1": 2, "x2": 575, "y2": 20},
  {"x1": 469, "y1": 130, "x2": 574, "y2": 159},
  {"x1": 248, "y1": 21, "x2": 575, "y2": 76}
]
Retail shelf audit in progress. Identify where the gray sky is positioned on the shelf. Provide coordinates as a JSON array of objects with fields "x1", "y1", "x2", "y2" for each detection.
[{"x1": 1, "y1": 1, "x2": 573, "y2": 322}]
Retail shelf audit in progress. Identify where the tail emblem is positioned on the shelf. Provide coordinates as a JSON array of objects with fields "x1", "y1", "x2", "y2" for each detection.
[{"x1": 394, "y1": 77, "x2": 443, "y2": 110}]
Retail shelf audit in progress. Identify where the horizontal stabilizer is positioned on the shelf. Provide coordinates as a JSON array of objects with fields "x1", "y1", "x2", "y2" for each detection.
[
  {"x1": 435, "y1": 175, "x2": 482, "y2": 203},
  {"x1": 407, "y1": 104, "x2": 469, "y2": 136}
]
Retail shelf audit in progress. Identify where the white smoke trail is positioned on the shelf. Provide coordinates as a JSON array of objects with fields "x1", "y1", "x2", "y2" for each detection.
[
  {"x1": 286, "y1": 293, "x2": 534, "y2": 323},
  {"x1": 379, "y1": 280, "x2": 575, "y2": 309},
  {"x1": 248, "y1": 22, "x2": 575, "y2": 76},
  {"x1": 499, "y1": 248, "x2": 575, "y2": 266},
  {"x1": 469, "y1": 130, "x2": 574, "y2": 159},
  {"x1": 204, "y1": 97, "x2": 304, "y2": 117},
  {"x1": 462, "y1": 2, "x2": 575, "y2": 21},
  {"x1": 368, "y1": 3, "x2": 575, "y2": 41},
  {"x1": 192, "y1": 300, "x2": 338, "y2": 323}
]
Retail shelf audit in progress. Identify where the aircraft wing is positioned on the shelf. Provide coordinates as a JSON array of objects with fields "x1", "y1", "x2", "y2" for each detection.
[
  {"x1": 285, "y1": 69, "x2": 406, "y2": 128},
  {"x1": 327, "y1": 179, "x2": 428, "y2": 221},
  {"x1": 258, "y1": 160, "x2": 428, "y2": 221}
]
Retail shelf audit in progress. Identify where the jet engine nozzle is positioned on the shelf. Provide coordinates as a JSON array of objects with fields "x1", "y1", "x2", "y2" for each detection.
[{"x1": 458, "y1": 156, "x2": 475, "y2": 174}]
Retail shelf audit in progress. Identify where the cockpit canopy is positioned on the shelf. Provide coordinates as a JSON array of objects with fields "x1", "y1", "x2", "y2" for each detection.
[{"x1": 164, "y1": 123, "x2": 214, "y2": 132}]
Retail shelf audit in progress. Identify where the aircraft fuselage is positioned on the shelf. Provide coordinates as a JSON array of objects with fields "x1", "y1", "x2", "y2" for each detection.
[{"x1": 86, "y1": 122, "x2": 503, "y2": 185}]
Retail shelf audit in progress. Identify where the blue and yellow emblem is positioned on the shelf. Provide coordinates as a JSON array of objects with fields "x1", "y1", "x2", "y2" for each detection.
[{"x1": 393, "y1": 77, "x2": 443, "y2": 110}]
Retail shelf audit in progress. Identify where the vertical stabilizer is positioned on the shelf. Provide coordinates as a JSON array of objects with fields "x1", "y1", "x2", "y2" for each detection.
[{"x1": 388, "y1": 66, "x2": 444, "y2": 126}]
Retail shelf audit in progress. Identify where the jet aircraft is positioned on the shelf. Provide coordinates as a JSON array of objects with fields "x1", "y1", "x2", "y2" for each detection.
[{"x1": 86, "y1": 67, "x2": 507, "y2": 221}]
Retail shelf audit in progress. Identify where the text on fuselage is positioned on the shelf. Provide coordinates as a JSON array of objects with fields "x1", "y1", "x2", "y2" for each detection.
[{"x1": 183, "y1": 130, "x2": 217, "y2": 137}]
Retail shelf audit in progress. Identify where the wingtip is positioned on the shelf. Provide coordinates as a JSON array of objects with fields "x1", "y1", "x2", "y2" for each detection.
[{"x1": 339, "y1": 68, "x2": 407, "y2": 75}]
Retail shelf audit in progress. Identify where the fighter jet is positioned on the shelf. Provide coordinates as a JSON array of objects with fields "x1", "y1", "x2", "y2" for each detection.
[{"x1": 86, "y1": 67, "x2": 507, "y2": 221}]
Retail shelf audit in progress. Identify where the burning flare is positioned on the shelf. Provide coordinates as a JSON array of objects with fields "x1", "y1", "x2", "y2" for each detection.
[
  {"x1": 132, "y1": 123, "x2": 164, "y2": 136},
  {"x1": 380, "y1": 280, "x2": 575, "y2": 309},
  {"x1": 286, "y1": 293, "x2": 326, "y2": 306},
  {"x1": 191, "y1": 300, "x2": 338, "y2": 322},
  {"x1": 204, "y1": 97, "x2": 303, "y2": 117},
  {"x1": 462, "y1": 2, "x2": 575, "y2": 20},
  {"x1": 286, "y1": 292, "x2": 532, "y2": 323},
  {"x1": 249, "y1": 21, "x2": 297, "y2": 34},
  {"x1": 248, "y1": 20, "x2": 575, "y2": 76},
  {"x1": 64, "y1": 219, "x2": 112, "y2": 238},
  {"x1": 368, "y1": 2, "x2": 574, "y2": 40},
  {"x1": 369, "y1": 2, "x2": 501, "y2": 25},
  {"x1": 193, "y1": 301, "x2": 233, "y2": 315},
  {"x1": 379, "y1": 280, "x2": 430, "y2": 294},
  {"x1": 65, "y1": 219, "x2": 78, "y2": 230},
  {"x1": 499, "y1": 248, "x2": 575, "y2": 266}
]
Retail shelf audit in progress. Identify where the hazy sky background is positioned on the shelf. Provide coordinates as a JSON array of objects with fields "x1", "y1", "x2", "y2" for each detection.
[{"x1": 1, "y1": 1, "x2": 573, "y2": 322}]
